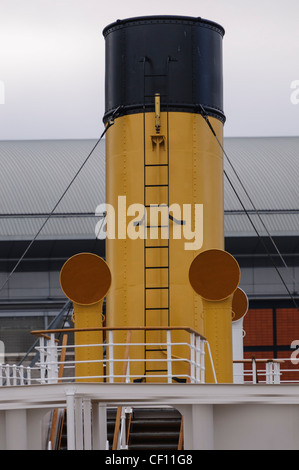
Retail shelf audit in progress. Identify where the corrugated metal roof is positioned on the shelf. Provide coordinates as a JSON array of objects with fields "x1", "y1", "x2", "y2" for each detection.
[
  {"x1": 0, "y1": 139, "x2": 105, "y2": 214},
  {"x1": 223, "y1": 136, "x2": 299, "y2": 236},
  {"x1": 0, "y1": 139, "x2": 105, "y2": 240},
  {"x1": 224, "y1": 136, "x2": 299, "y2": 211},
  {"x1": 0, "y1": 136, "x2": 298, "y2": 240}
]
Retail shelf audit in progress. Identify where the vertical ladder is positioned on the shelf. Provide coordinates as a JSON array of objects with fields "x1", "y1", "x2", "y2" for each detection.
[{"x1": 142, "y1": 60, "x2": 170, "y2": 381}]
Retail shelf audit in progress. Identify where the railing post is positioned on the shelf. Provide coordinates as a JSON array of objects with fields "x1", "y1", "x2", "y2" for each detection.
[
  {"x1": 27, "y1": 366, "x2": 31, "y2": 385},
  {"x1": 48, "y1": 333, "x2": 58, "y2": 384},
  {"x1": 66, "y1": 390, "x2": 76, "y2": 450},
  {"x1": 19, "y1": 365, "x2": 24, "y2": 385},
  {"x1": 5, "y1": 364, "x2": 10, "y2": 386},
  {"x1": 200, "y1": 338, "x2": 206, "y2": 383},
  {"x1": 266, "y1": 361, "x2": 271, "y2": 384},
  {"x1": 108, "y1": 330, "x2": 114, "y2": 383},
  {"x1": 166, "y1": 330, "x2": 172, "y2": 384},
  {"x1": 195, "y1": 335, "x2": 201, "y2": 383},
  {"x1": 92, "y1": 403, "x2": 107, "y2": 450},
  {"x1": 39, "y1": 336, "x2": 46, "y2": 384},
  {"x1": 83, "y1": 398, "x2": 92, "y2": 450},
  {"x1": 265, "y1": 360, "x2": 280, "y2": 384},
  {"x1": 205, "y1": 341, "x2": 217, "y2": 384},
  {"x1": 126, "y1": 361, "x2": 130, "y2": 383},
  {"x1": 190, "y1": 332, "x2": 195, "y2": 383},
  {"x1": 274, "y1": 361, "x2": 281, "y2": 384},
  {"x1": 12, "y1": 364, "x2": 17, "y2": 386},
  {"x1": 119, "y1": 407, "x2": 128, "y2": 450},
  {"x1": 75, "y1": 397, "x2": 83, "y2": 450},
  {"x1": 252, "y1": 357, "x2": 257, "y2": 384}
]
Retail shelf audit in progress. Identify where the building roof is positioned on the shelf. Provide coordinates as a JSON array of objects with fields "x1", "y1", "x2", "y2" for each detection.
[
  {"x1": 0, "y1": 139, "x2": 105, "y2": 240},
  {"x1": 224, "y1": 136, "x2": 299, "y2": 237},
  {"x1": 0, "y1": 136, "x2": 298, "y2": 240}
]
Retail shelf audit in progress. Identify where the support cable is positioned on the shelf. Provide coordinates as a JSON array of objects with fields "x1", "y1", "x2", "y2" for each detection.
[
  {"x1": 0, "y1": 116, "x2": 116, "y2": 294},
  {"x1": 198, "y1": 105, "x2": 293, "y2": 274},
  {"x1": 198, "y1": 104, "x2": 299, "y2": 311}
]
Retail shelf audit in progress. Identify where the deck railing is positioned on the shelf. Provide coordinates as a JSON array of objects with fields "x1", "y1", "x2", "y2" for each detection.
[
  {"x1": 0, "y1": 326, "x2": 211, "y2": 386},
  {"x1": 4, "y1": 328, "x2": 298, "y2": 387},
  {"x1": 233, "y1": 358, "x2": 284, "y2": 384}
]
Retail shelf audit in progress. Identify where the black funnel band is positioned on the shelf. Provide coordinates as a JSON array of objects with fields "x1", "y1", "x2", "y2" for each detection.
[{"x1": 103, "y1": 16, "x2": 225, "y2": 124}]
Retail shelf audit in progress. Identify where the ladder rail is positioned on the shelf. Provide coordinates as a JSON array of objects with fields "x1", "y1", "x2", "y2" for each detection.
[{"x1": 142, "y1": 57, "x2": 171, "y2": 380}]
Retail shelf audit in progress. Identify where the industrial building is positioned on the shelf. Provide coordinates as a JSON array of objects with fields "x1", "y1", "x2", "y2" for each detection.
[{"x1": 0, "y1": 135, "x2": 298, "y2": 374}]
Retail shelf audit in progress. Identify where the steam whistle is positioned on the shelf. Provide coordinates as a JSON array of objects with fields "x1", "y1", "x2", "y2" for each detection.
[{"x1": 60, "y1": 253, "x2": 111, "y2": 382}]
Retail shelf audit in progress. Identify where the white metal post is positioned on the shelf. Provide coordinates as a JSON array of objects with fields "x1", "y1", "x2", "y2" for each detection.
[
  {"x1": 195, "y1": 335, "x2": 200, "y2": 383},
  {"x1": 12, "y1": 365, "x2": 17, "y2": 386},
  {"x1": 19, "y1": 365, "x2": 24, "y2": 385},
  {"x1": 166, "y1": 330, "x2": 172, "y2": 384},
  {"x1": 126, "y1": 361, "x2": 130, "y2": 383},
  {"x1": 205, "y1": 341, "x2": 217, "y2": 384},
  {"x1": 83, "y1": 398, "x2": 92, "y2": 450},
  {"x1": 66, "y1": 390, "x2": 76, "y2": 450},
  {"x1": 274, "y1": 361, "x2": 281, "y2": 384},
  {"x1": 39, "y1": 336, "x2": 46, "y2": 384},
  {"x1": 92, "y1": 403, "x2": 107, "y2": 450},
  {"x1": 75, "y1": 397, "x2": 83, "y2": 450},
  {"x1": 200, "y1": 339, "x2": 206, "y2": 383},
  {"x1": 5, "y1": 364, "x2": 10, "y2": 386},
  {"x1": 48, "y1": 333, "x2": 58, "y2": 384},
  {"x1": 265, "y1": 361, "x2": 271, "y2": 384},
  {"x1": 252, "y1": 358, "x2": 257, "y2": 384},
  {"x1": 190, "y1": 333, "x2": 195, "y2": 383},
  {"x1": 27, "y1": 366, "x2": 31, "y2": 385},
  {"x1": 119, "y1": 407, "x2": 128, "y2": 449},
  {"x1": 108, "y1": 330, "x2": 114, "y2": 383}
]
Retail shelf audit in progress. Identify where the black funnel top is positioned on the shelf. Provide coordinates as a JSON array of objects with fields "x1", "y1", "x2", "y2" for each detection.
[{"x1": 103, "y1": 15, "x2": 225, "y2": 123}]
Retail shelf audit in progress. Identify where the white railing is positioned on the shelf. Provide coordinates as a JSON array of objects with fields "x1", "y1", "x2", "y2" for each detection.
[
  {"x1": 116, "y1": 406, "x2": 132, "y2": 450},
  {"x1": 0, "y1": 326, "x2": 211, "y2": 387},
  {"x1": 4, "y1": 335, "x2": 299, "y2": 387},
  {"x1": 239, "y1": 357, "x2": 299, "y2": 384},
  {"x1": 233, "y1": 358, "x2": 284, "y2": 384},
  {"x1": 275, "y1": 358, "x2": 299, "y2": 383},
  {"x1": 0, "y1": 363, "x2": 33, "y2": 386}
]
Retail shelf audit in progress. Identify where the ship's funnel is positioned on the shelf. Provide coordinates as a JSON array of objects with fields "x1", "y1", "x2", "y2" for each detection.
[
  {"x1": 60, "y1": 253, "x2": 111, "y2": 382},
  {"x1": 103, "y1": 15, "x2": 226, "y2": 383},
  {"x1": 189, "y1": 249, "x2": 240, "y2": 382}
]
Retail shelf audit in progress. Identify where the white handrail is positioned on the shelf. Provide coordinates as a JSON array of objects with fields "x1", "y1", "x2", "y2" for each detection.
[
  {"x1": 233, "y1": 358, "x2": 283, "y2": 384},
  {"x1": 0, "y1": 327, "x2": 209, "y2": 386},
  {"x1": 205, "y1": 341, "x2": 217, "y2": 384}
]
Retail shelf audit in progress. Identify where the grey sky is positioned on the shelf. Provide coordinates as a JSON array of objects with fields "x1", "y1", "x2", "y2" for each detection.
[{"x1": 0, "y1": 0, "x2": 298, "y2": 140}]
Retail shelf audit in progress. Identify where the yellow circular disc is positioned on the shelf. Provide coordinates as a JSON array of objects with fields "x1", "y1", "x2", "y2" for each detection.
[
  {"x1": 60, "y1": 253, "x2": 111, "y2": 305},
  {"x1": 189, "y1": 249, "x2": 240, "y2": 301},
  {"x1": 232, "y1": 288, "x2": 248, "y2": 321}
]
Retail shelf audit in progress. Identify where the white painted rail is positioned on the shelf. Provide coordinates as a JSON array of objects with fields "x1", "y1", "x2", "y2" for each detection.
[{"x1": 0, "y1": 326, "x2": 211, "y2": 386}]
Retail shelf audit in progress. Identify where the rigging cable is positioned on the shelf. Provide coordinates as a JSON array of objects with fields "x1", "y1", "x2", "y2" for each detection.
[
  {"x1": 198, "y1": 104, "x2": 299, "y2": 312},
  {"x1": 0, "y1": 116, "x2": 116, "y2": 294}
]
